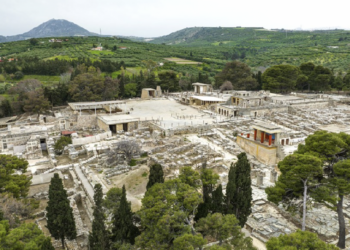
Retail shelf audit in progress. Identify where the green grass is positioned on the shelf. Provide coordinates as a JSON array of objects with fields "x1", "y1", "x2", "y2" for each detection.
[
  {"x1": 142, "y1": 172, "x2": 148, "y2": 177},
  {"x1": 22, "y1": 75, "x2": 60, "y2": 82},
  {"x1": 88, "y1": 50, "x2": 114, "y2": 55}
]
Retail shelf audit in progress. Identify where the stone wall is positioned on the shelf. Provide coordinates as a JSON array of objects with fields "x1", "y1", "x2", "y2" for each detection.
[
  {"x1": 72, "y1": 131, "x2": 112, "y2": 145},
  {"x1": 97, "y1": 119, "x2": 110, "y2": 132},
  {"x1": 237, "y1": 136, "x2": 277, "y2": 165},
  {"x1": 290, "y1": 101, "x2": 330, "y2": 109},
  {"x1": 76, "y1": 115, "x2": 97, "y2": 129}
]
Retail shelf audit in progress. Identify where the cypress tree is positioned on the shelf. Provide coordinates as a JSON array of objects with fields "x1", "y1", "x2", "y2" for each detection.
[
  {"x1": 225, "y1": 153, "x2": 252, "y2": 227},
  {"x1": 89, "y1": 184, "x2": 109, "y2": 250},
  {"x1": 146, "y1": 164, "x2": 164, "y2": 190},
  {"x1": 40, "y1": 237, "x2": 55, "y2": 250},
  {"x1": 225, "y1": 162, "x2": 236, "y2": 214},
  {"x1": 195, "y1": 162, "x2": 219, "y2": 221},
  {"x1": 111, "y1": 185, "x2": 139, "y2": 246},
  {"x1": 46, "y1": 173, "x2": 77, "y2": 249},
  {"x1": 211, "y1": 184, "x2": 223, "y2": 214}
]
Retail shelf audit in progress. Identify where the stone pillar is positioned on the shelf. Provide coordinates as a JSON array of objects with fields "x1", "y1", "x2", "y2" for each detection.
[
  {"x1": 260, "y1": 131, "x2": 264, "y2": 143},
  {"x1": 270, "y1": 170, "x2": 278, "y2": 183},
  {"x1": 257, "y1": 172, "x2": 264, "y2": 187},
  {"x1": 254, "y1": 129, "x2": 257, "y2": 141},
  {"x1": 269, "y1": 134, "x2": 272, "y2": 146}
]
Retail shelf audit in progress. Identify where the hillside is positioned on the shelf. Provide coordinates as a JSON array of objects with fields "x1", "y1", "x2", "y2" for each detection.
[
  {"x1": 0, "y1": 19, "x2": 97, "y2": 43},
  {"x1": 150, "y1": 27, "x2": 350, "y2": 71}
]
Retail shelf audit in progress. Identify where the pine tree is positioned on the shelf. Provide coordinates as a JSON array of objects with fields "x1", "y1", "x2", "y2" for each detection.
[
  {"x1": 225, "y1": 153, "x2": 252, "y2": 227},
  {"x1": 211, "y1": 184, "x2": 223, "y2": 214},
  {"x1": 111, "y1": 185, "x2": 139, "y2": 246},
  {"x1": 46, "y1": 173, "x2": 77, "y2": 249},
  {"x1": 146, "y1": 164, "x2": 164, "y2": 190},
  {"x1": 40, "y1": 237, "x2": 55, "y2": 250},
  {"x1": 89, "y1": 184, "x2": 110, "y2": 250},
  {"x1": 225, "y1": 162, "x2": 236, "y2": 214}
]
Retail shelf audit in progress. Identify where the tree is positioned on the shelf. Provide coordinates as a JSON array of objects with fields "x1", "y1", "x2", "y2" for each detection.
[
  {"x1": 266, "y1": 230, "x2": 338, "y2": 250},
  {"x1": 124, "y1": 83, "x2": 138, "y2": 98},
  {"x1": 108, "y1": 140, "x2": 141, "y2": 165},
  {"x1": 178, "y1": 166, "x2": 201, "y2": 189},
  {"x1": 103, "y1": 76, "x2": 119, "y2": 100},
  {"x1": 9, "y1": 79, "x2": 42, "y2": 100},
  {"x1": 54, "y1": 136, "x2": 72, "y2": 155},
  {"x1": 296, "y1": 131, "x2": 350, "y2": 248},
  {"x1": 111, "y1": 185, "x2": 139, "y2": 246},
  {"x1": 0, "y1": 193, "x2": 38, "y2": 228},
  {"x1": 69, "y1": 71, "x2": 105, "y2": 102},
  {"x1": 215, "y1": 61, "x2": 257, "y2": 90},
  {"x1": 220, "y1": 81, "x2": 233, "y2": 92},
  {"x1": 172, "y1": 233, "x2": 206, "y2": 250},
  {"x1": 0, "y1": 222, "x2": 48, "y2": 250},
  {"x1": 266, "y1": 154, "x2": 323, "y2": 231},
  {"x1": 225, "y1": 162, "x2": 236, "y2": 214},
  {"x1": 89, "y1": 184, "x2": 110, "y2": 250},
  {"x1": 142, "y1": 60, "x2": 157, "y2": 75},
  {"x1": 158, "y1": 71, "x2": 179, "y2": 92},
  {"x1": 23, "y1": 88, "x2": 51, "y2": 114},
  {"x1": 334, "y1": 75, "x2": 344, "y2": 93},
  {"x1": 103, "y1": 187, "x2": 122, "y2": 212},
  {"x1": 0, "y1": 100, "x2": 13, "y2": 117},
  {"x1": 14, "y1": 71, "x2": 24, "y2": 80},
  {"x1": 195, "y1": 164, "x2": 219, "y2": 221},
  {"x1": 211, "y1": 184, "x2": 224, "y2": 214},
  {"x1": 136, "y1": 179, "x2": 202, "y2": 249},
  {"x1": 29, "y1": 38, "x2": 39, "y2": 46},
  {"x1": 331, "y1": 159, "x2": 350, "y2": 249},
  {"x1": 46, "y1": 173, "x2": 77, "y2": 249},
  {"x1": 40, "y1": 237, "x2": 55, "y2": 250},
  {"x1": 225, "y1": 153, "x2": 252, "y2": 227},
  {"x1": 262, "y1": 65, "x2": 300, "y2": 93},
  {"x1": 146, "y1": 164, "x2": 164, "y2": 190},
  {"x1": 196, "y1": 213, "x2": 256, "y2": 249},
  {"x1": 0, "y1": 155, "x2": 31, "y2": 198}
]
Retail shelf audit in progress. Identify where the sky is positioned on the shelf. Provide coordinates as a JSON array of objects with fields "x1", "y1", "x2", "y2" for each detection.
[{"x1": 1, "y1": 0, "x2": 350, "y2": 37}]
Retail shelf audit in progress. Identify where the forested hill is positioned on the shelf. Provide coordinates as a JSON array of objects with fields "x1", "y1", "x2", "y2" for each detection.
[
  {"x1": 150, "y1": 26, "x2": 349, "y2": 46},
  {"x1": 0, "y1": 19, "x2": 97, "y2": 43}
]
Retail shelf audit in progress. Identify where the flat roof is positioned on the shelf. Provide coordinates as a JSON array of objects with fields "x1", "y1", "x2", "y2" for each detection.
[
  {"x1": 192, "y1": 96, "x2": 225, "y2": 102},
  {"x1": 69, "y1": 101, "x2": 126, "y2": 111},
  {"x1": 192, "y1": 82, "x2": 211, "y2": 86},
  {"x1": 252, "y1": 122, "x2": 283, "y2": 133},
  {"x1": 98, "y1": 115, "x2": 139, "y2": 125},
  {"x1": 271, "y1": 95, "x2": 303, "y2": 101}
]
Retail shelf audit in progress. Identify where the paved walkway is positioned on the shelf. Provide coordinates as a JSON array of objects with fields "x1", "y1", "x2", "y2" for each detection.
[{"x1": 74, "y1": 165, "x2": 94, "y2": 201}]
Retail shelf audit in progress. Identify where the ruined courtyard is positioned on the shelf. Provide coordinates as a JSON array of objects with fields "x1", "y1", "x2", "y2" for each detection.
[{"x1": 3, "y1": 85, "x2": 350, "y2": 249}]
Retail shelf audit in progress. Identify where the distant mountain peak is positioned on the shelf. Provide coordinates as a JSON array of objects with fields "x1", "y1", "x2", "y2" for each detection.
[{"x1": 0, "y1": 19, "x2": 97, "y2": 43}]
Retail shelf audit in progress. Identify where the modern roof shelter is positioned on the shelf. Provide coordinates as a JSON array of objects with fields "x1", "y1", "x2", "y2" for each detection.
[
  {"x1": 97, "y1": 115, "x2": 140, "y2": 133},
  {"x1": 68, "y1": 101, "x2": 127, "y2": 115},
  {"x1": 192, "y1": 82, "x2": 213, "y2": 94}
]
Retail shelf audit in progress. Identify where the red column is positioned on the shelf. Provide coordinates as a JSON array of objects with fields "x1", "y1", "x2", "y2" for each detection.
[
  {"x1": 254, "y1": 129, "x2": 257, "y2": 141},
  {"x1": 269, "y1": 134, "x2": 272, "y2": 146},
  {"x1": 247, "y1": 133, "x2": 250, "y2": 138},
  {"x1": 260, "y1": 132, "x2": 264, "y2": 143}
]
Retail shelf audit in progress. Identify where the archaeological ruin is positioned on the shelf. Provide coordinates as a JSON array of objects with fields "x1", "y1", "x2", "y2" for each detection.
[{"x1": 5, "y1": 85, "x2": 350, "y2": 249}]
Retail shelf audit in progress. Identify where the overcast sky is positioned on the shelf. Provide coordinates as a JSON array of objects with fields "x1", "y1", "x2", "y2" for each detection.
[{"x1": 1, "y1": 0, "x2": 349, "y2": 37}]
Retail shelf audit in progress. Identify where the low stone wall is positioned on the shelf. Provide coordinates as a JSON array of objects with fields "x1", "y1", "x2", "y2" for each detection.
[{"x1": 72, "y1": 131, "x2": 112, "y2": 145}]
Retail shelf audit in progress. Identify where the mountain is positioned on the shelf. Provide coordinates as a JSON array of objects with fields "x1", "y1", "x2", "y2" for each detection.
[
  {"x1": 0, "y1": 19, "x2": 98, "y2": 43},
  {"x1": 149, "y1": 27, "x2": 267, "y2": 45}
]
